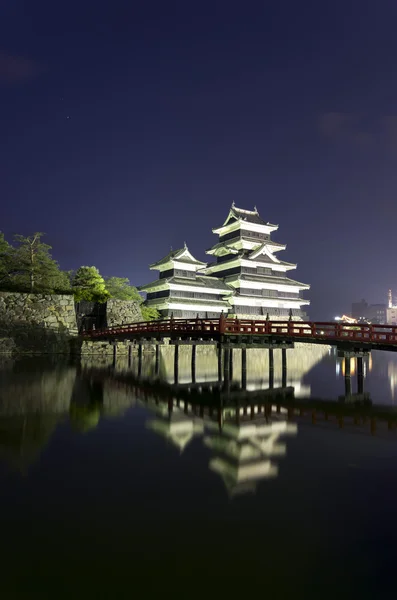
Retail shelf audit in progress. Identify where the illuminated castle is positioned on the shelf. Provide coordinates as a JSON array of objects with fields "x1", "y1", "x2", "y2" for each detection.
[{"x1": 140, "y1": 204, "x2": 310, "y2": 320}]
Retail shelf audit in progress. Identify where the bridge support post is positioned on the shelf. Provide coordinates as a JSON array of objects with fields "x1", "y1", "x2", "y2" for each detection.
[
  {"x1": 282, "y1": 348, "x2": 287, "y2": 388},
  {"x1": 269, "y1": 348, "x2": 274, "y2": 389},
  {"x1": 344, "y1": 357, "x2": 352, "y2": 396},
  {"x1": 191, "y1": 344, "x2": 196, "y2": 384},
  {"x1": 174, "y1": 343, "x2": 179, "y2": 385},
  {"x1": 344, "y1": 377, "x2": 352, "y2": 397},
  {"x1": 155, "y1": 344, "x2": 160, "y2": 376},
  {"x1": 223, "y1": 347, "x2": 230, "y2": 376},
  {"x1": 128, "y1": 343, "x2": 132, "y2": 367},
  {"x1": 138, "y1": 344, "x2": 143, "y2": 376},
  {"x1": 217, "y1": 344, "x2": 223, "y2": 382},
  {"x1": 241, "y1": 348, "x2": 247, "y2": 390},
  {"x1": 112, "y1": 343, "x2": 117, "y2": 367},
  {"x1": 357, "y1": 356, "x2": 364, "y2": 394},
  {"x1": 223, "y1": 347, "x2": 231, "y2": 393},
  {"x1": 229, "y1": 347, "x2": 234, "y2": 381},
  {"x1": 344, "y1": 356, "x2": 351, "y2": 377}
]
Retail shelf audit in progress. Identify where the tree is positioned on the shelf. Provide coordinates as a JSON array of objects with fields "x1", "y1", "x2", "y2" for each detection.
[
  {"x1": 104, "y1": 277, "x2": 142, "y2": 301},
  {"x1": 0, "y1": 232, "x2": 13, "y2": 287},
  {"x1": 72, "y1": 266, "x2": 110, "y2": 303},
  {"x1": 8, "y1": 233, "x2": 71, "y2": 293},
  {"x1": 50, "y1": 269, "x2": 72, "y2": 294},
  {"x1": 104, "y1": 276, "x2": 160, "y2": 320},
  {"x1": 141, "y1": 305, "x2": 161, "y2": 321}
]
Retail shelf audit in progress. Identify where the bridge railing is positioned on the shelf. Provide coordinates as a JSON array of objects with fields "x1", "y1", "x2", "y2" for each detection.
[
  {"x1": 83, "y1": 318, "x2": 222, "y2": 339},
  {"x1": 81, "y1": 318, "x2": 397, "y2": 345}
]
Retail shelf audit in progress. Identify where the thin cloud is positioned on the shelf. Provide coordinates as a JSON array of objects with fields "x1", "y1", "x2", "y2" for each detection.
[
  {"x1": 318, "y1": 112, "x2": 376, "y2": 149},
  {"x1": 381, "y1": 115, "x2": 397, "y2": 148},
  {"x1": 318, "y1": 112, "x2": 354, "y2": 140},
  {"x1": 0, "y1": 53, "x2": 43, "y2": 85}
]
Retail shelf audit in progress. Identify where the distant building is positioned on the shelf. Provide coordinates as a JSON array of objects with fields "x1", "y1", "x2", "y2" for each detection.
[
  {"x1": 351, "y1": 299, "x2": 386, "y2": 324},
  {"x1": 387, "y1": 308, "x2": 397, "y2": 325},
  {"x1": 351, "y1": 299, "x2": 368, "y2": 320},
  {"x1": 365, "y1": 304, "x2": 387, "y2": 324}
]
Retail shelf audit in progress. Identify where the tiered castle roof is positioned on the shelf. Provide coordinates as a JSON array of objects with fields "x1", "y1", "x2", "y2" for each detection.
[{"x1": 139, "y1": 204, "x2": 310, "y2": 319}]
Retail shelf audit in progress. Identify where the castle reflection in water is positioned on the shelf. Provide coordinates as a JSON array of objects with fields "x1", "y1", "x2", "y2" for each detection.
[{"x1": 1, "y1": 343, "x2": 397, "y2": 495}]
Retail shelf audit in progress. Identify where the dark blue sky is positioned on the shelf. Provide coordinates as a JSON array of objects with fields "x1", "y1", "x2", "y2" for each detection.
[{"x1": 1, "y1": 0, "x2": 397, "y2": 319}]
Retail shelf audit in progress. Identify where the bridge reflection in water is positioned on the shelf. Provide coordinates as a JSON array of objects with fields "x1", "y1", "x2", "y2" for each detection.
[
  {"x1": 1, "y1": 345, "x2": 397, "y2": 490},
  {"x1": 81, "y1": 343, "x2": 397, "y2": 495}
]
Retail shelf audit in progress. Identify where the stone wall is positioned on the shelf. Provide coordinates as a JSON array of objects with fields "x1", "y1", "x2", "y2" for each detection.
[
  {"x1": 80, "y1": 339, "x2": 155, "y2": 356},
  {"x1": 0, "y1": 293, "x2": 146, "y2": 355},
  {"x1": 106, "y1": 298, "x2": 142, "y2": 327},
  {"x1": 80, "y1": 340, "x2": 126, "y2": 357},
  {"x1": 0, "y1": 292, "x2": 77, "y2": 354}
]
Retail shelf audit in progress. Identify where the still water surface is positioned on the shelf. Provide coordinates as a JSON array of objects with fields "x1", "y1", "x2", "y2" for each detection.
[{"x1": 1, "y1": 344, "x2": 397, "y2": 595}]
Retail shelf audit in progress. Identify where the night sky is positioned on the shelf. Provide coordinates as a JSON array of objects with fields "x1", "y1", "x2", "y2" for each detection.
[{"x1": 1, "y1": 1, "x2": 397, "y2": 319}]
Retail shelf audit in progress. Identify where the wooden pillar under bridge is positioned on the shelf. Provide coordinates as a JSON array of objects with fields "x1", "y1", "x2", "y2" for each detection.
[
  {"x1": 344, "y1": 356, "x2": 351, "y2": 396},
  {"x1": 223, "y1": 347, "x2": 230, "y2": 376},
  {"x1": 191, "y1": 344, "x2": 196, "y2": 384},
  {"x1": 138, "y1": 344, "x2": 143, "y2": 376},
  {"x1": 344, "y1": 375, "x2": 352, "y2": 397},
  {"x1": 282, "y1": 348, "x2": 287, "y2": 388},
  {"x1": 112, "y1": 343, "x2": 117, "y2": 367},
  {"x1": 128, "y1": 343, "x2": 132, "y2": 367},
  {"x1": 269, "y1": 348, "x2": 274, "y2": 371},
  {"x1": 229, "y1": 347, "x2": 234, "y2": 381},
  {"x1": 155, "y1": 344, "x2": 160, "y2": 376},
  {"x1": 344, "y1": 356, "x2": 351, "y2": 377},
  {"x1": 269, "y1": 348, "x2": 274, "y2": 389},
  {"x1": 357, "y1": 356, "x2": 364, "y2": 394},
  {"x1": 217, "y1": 344, "x2": 223, "y2": 382},
  {"x1": 174, "y1": 343, "x2": 179, "y2": 385},
  {"x1": 223, "y1": 347, "x2": 231, "y2": 393},
  {"x1": 241, "y1": 348, "x2": 247, "y2": 390}
]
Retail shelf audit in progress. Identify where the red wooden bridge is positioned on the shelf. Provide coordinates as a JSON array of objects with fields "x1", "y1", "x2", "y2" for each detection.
[{"x1": 82, "y1": 316, "x2": 397, "y2": 352}]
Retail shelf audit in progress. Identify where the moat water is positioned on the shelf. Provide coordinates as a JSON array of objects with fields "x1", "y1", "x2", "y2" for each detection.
[{"x1": 1, "y1": 344, "x2": 397, "y2": 595}]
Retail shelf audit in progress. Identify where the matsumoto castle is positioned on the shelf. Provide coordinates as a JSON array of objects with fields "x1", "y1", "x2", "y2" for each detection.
[{"x1": 139, "y1": 204, "x2": 310, "y2": 320}]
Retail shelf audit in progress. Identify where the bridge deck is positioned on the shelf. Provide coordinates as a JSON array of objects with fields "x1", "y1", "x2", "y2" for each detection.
[{"x1": 82, "y1": 317, "x2": 397, "y2": 351}]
